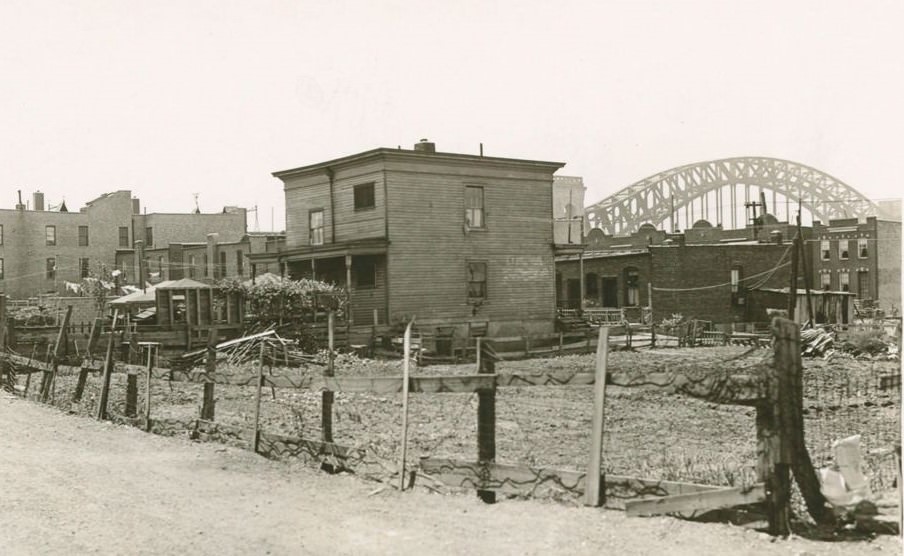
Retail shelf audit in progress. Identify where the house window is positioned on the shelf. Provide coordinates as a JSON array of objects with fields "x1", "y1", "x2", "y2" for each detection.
[
  {"x1": 354, "y1": 258, "x2": 377, "y2": 289},
  {"x1": 839, "y1": 270, "x2": 850, "y2": 292},
  {"x1": 858, "y1": 238, "x2": 868, "y2": 258},
  {"x1": 236, "y1": 251, "x2": 244, "y2": 276},
  {"x1": 838, "y1": 240, "x2": 849, "y2": 260},
  {"x1": 78, "y1": 225, "x2": 89, "y2": 246},
  {"x1": 0, "y1": 224, "x2": 4, "y2": 245},
  {"x1": 354, "y1": 183, "x2": 375, "y2": 210},
  {"x1": 585, "y1": 273, "x2": 599, "y2": 301},
  {"x1": 467, "y1": 262, "x2": 487, "y2": 299},
  {"x1": 46, "y1": 258, "x2": 56, "y2": 280},
  {"x1": 145, "y1": 227, "x2": 154, "y2": 247},
  {"x1": 188, "y1": 255, "x2": 196, "y2": 279},
  {"x1": 158, "y1": 256, "x2": 165, "y2": 280},
  {"x1": 202, "y1": 254, "x2": 208, "y2": 277},
  {"x1": 79, "y1": 257, "x2": 90, "y2": 278},
  {"x1": 309, "y1": 209, "x2": 324, "y2": 245},
  {"x1": 820, "y1": 240, "x2": 830, "y2": 260},
  {"x1": 857, "y1": 270, "x2": 869, "y2": 298},
  {"x1": 0, "y1": 258, "x2": 4, "y2": 280},
  {"x1": 820, "y1": 273, "x2": 831, "y2": 290},
  {"x1": 119, "y1": 227, "x2": 130, "y2": 248},
  {"x1": 46, "y1": 225, "x2": 56, "y2": 246},
  {"x1": 625, "y1": 267, "x2": 639, "y2": 306},
  {"x1": 730, "y1": 266, "x2": 742, "y2": 294},
  {"x1": 464, "y1": 186, "x2": 485, "y2": 228},
  {"x1": 219, "y1": 251, "x2": 227, "y2": 278}
]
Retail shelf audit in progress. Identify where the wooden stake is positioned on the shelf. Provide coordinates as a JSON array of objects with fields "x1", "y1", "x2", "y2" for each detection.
[
  {"x1": 201, "y1": 326, "x2": 217, "y2": 421},
  {"x1": 125, "y1": 371, "x2": 138, "y2": 417},
  {"x1": 585, "y1": 326, "x2": 610, "y2": 506},
  {"x1": 73, "y1": 318, "x2": 102, "y2": 403},
  {"x1": 251, "y1": 343, "x2": 265, "y2": 453},
  {"x1": 322, "y1": 311, "x2": 335, "y2": 443},
  {"x1": 398, "y1": 319, "x2": 414, "y2": 491},
  {"x1": 477, "y1": 338, "x2": 497, "y2": 504},
  {"x1": 144, "y1": 343, "x2": 155, "y2": 431},
  {"x1": 96, "y1": 309, "x2": 120, "y2": 420},
  {"x1": 42, "y1": 305, "x2": 72, "y2": 402}
]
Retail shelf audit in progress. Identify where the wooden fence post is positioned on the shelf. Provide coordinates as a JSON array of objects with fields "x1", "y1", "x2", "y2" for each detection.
[
  {"x1": 773, "y1": 317, "x2": 830, "y2": 524},
  {"x1": 41, "y1": 305, "x2": 72, "y2": 402},
  {"x1": 73, "y1": 318, "x2": 102, "y2": 403},
  {"x1": 322, "y1": 311, "x2": 335, "y2": 443},
  {"x1": 125, "y1": 371, "x2": 138, "y2": 417},
  {"x1": 96, "y1": 309, "x2": 120, "y2": 420},
  {"x1": 398, "y1": 320, "x2": 413, "y2": 491},
  {"x1": 142, "y1": 342, "x2": 158, "y2": 431},
  {"x1": 251, "y1": 343, "x2": 265, "y2": 453},
  {"x1": 201, "y1": 326, "x2": 217, "y2": 421},
  {"x1": 477, "y1": 338, "x2": 497, "y2": 504},
  {"x1": 0, "y1": 293, "x2": 6, "y2": 388},
  {"x1": 585, "y1": 326, "x2": 610, "y2": 506}
]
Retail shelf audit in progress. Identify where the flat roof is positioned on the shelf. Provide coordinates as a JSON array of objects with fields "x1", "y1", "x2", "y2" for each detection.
[{"x1": 273, "y1": 147, "x2": 566, "y2": 178}]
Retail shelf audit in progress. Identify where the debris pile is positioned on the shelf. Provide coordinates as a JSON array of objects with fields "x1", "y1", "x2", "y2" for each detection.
[
  {"x1": 177, "y1": 330, "x2": 321, "y2": 368},
  {"x1": 800, "y1": 326, "x2": 835, "y2": 357}
]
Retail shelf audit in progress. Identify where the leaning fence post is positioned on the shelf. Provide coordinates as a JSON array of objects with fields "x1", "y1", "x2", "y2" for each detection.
[
  {"x1": 251, "y1": 343, "x2": 265, "y2": 453},
  {"x1": 73, "y1": 318, "x2": 102, "y2": 403},
  {"x1": 477, "y1": 338, "x2": 497, "y2": 504},
  {"x1": 141, "y1": 342, "x2": 159, "y2": 431},
  {"x1": 41, "y1": 305, "x2": 72, "y2": 403},
  {"x1": 96, "y1": 309, "x2": 120, "y2": 421},
  {"x1": 398, "y1": 319, "x2": 414, "y2": 491},
  {"x1": 585, "y1": 326, "x2": 610, "y2": 507},
  {"x1": 201, "y1": 326, "x2": 217, "y2": 421}
]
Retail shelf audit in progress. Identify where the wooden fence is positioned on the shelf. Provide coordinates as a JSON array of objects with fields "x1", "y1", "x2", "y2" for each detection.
[{"x1": 2, "y1": 299, "x2": 868, "y2": 536}]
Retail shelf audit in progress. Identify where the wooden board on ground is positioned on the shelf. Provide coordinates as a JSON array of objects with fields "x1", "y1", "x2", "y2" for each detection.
[{"x1": 625, "y1": 483, "x2": 765, "y2": 518}]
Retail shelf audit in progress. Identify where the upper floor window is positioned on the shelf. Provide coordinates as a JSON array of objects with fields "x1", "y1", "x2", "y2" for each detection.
[
  {"x1": 464, "y1": 186, "x2": 485, "y2": 228},
  {"x1": 820, "y1": 240, "x2": 830, "y2": 260},
  {"x1": 145, "y1": 227, "x2": 154, "y2": 247},
  {"x1": 79, "y1": 257, "x2": 90, "y2": 278},
  {"x1": 46, "y1": 257, "x2": 56, "y2": 280},
  {"x1": 0, "y1": 224, "x2": 4, "y2": 245},
  {"x1": 119, "y1": 227, "x2": 130, "y2": 248},
  {"x1": 219, "y1": 251, "x2": 227, "y2": 279},
  {"x1": 858, "y1": 238, "x2": 869, "y2": 258},
  {"x1": 838, "y1": 240, "x2": 849, "y2": 260},
  {"x1": 820, "y1": 272, "x2": 831, "y2": 290},
  {"x1": 46, "y1": 225, "x2": 56, "y2": 246},
  {"x1": 78, "y1": 225, "x2": 89, "y2": 246},
  {"x1": 467, "y1": 261, "x2": 487, "y2": 300},
  {"x1": 236, "y1": 251, "x2": 244, "y2": 276},
  {"x1": 310, "y1": 209, "x2": 324, "y2": 245},
  {"x1": 730, "y1": 266, "x2": 742, "y2": 294},
  {"x1": 188, "y1": 255, "x2": 196, "y2": 279},
  {"x1": 354, "y1": 183, "x2": 376, "y2": 210}
]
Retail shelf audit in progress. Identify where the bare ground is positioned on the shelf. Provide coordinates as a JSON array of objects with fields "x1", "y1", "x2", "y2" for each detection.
[{"x1": 1, "y1": 394, "x2": 899, "y2": 555}]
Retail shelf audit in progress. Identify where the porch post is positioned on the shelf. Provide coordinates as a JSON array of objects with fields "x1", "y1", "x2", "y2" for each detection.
[
  {"x1": 579, "y1": 252, "x2": 585, "y2": 311},
  {"x1": 345, "y1": 255, "x2": 353, "y2": 326}
]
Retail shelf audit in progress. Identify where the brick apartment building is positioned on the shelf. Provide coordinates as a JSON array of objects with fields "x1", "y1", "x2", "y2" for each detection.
[
  {"x1": 0, "y1": 190, "x2": 248, "y2": 298},
  {"x1": 253, "y1": 140, "x2": 569, "y2": 338},
  {"x1": 811, "y1": 217, "x2": 901, "y2": 314}
]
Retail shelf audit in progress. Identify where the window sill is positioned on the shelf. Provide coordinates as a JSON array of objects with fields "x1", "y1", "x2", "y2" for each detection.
[{"x1": 354, "y1": 206, "x2": 377, "y2": 212}]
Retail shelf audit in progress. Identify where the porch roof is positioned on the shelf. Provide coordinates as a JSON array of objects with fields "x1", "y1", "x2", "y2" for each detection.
[{"x1": 248, "y1": 238, "x2": 389, "y2": 264}]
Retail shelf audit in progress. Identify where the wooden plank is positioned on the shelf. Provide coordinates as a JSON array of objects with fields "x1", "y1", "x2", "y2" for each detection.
[
  {"x1": 625, "y1": 483, "x2": 766, "y2": 518},
  {"x1": 585, "y1": 326, "x2": 609, "y2": 507},
  {"x1": 399, "y1": 320, "x2": 413, "y2": 490},
  {"x1": 419, "y1": 458, "x2": 720, "y2": 503},
  {"x1": 477, "y1": 339, "x2": 497, "y2": 504},
  {"x1": 96, "y1": 309, "x2": 120, "y2": 421},
  {"x1": 251, "y1": 343, "x2": 265, "y2": 453}
]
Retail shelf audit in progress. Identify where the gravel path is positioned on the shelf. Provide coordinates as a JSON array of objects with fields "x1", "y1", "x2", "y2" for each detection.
[{"x1": 0, "y1": 395, "x2": 897, "y2": 555}]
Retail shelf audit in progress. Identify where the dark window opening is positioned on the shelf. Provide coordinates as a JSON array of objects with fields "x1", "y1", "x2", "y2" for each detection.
[
  {"x1": 467, "y1": 262, "x2": 487, "y2": 299},
  {"x1": 78, "y1": 225, "x2": 89, "y2": 246},
  {"x1": 236, "y1": 251, "x2": 244, "y2": 276},
  {"x1": 145, "y1": 227, "x2": 154, "y2": 247},
  {"x1": 119, "y1": 227, "x2": 129, "y2": 248},
  {"x1": 46, "y1": 258, "x2": 56, "y2": 280},
  {"x1": 79, "y1": 257, "x2": 90, "y2": 278},
  {"x1": 354, "y1": 258, "x2": 377, "y2": 289},
  {"x1": 625, "y1": 267, "x2": 639, "y2": 306},
  {"x1": 354, "y1": 183, "x2": 376, "y2": 210}
]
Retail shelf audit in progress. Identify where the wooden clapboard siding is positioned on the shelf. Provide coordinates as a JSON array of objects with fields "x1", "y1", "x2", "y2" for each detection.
[
  {"x1": 283, "y1": 162, "x2": 387, "y2": 250},
  {"x1": 384, "y1": 159, "x2": 557, "y2": 327}
]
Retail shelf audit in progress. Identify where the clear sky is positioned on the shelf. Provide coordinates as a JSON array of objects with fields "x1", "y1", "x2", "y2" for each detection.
[{"x1": 1, "y1": 0, "x2": 901, "y2": 232}]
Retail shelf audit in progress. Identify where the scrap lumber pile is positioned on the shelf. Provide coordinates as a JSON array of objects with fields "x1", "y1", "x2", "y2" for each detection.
[
  {"x1": 800, "y1": 326, "x2": 835, "y2": 357},
  {"x1": 176, "y1": 330, "x2": 321, "y2": 369}
]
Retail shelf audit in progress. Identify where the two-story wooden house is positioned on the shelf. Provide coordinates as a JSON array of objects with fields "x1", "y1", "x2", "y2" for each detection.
[{"x1": 252, "y1": 140, "x2": 567, "y2": 342}]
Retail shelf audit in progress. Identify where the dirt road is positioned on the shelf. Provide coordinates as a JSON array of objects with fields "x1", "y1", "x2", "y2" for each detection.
[{"x1": 0, "y1": 395, "x2": 896, "y2": 555}]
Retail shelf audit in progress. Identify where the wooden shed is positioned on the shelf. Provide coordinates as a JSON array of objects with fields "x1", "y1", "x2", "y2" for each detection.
[{"x1": 155, "y1": 279, "x2": 243, "y2": 329}]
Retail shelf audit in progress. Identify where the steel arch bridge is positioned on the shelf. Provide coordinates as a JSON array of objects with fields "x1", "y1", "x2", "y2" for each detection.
[{"x1": 584, "y1": 157, "x2": 879, "y2": 235}]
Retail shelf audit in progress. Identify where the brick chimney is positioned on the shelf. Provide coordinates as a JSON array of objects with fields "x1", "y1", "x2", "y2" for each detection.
[{"x1": 33, "y1": 191, "x2": 45, "y2": 211}]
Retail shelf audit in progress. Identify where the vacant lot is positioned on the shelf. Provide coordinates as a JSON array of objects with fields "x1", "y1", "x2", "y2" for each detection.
[{"x1": 2, "y1": 394, "x2": 900, "y2": 555}]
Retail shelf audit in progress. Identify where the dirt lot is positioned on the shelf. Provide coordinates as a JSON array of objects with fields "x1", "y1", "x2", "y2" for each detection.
[{"x1": 2, "y1": 394, "x2": 900, "y2": 555}]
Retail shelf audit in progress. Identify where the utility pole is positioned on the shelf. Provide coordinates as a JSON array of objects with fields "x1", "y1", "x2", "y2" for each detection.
[{"x1": 135, "y1": 240, "x2": 146, "y2": 293}]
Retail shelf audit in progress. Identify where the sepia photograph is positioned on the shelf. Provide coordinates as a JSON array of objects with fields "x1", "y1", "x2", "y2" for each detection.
[{"x1": 1, "y1": 1, "x2": 901, "y2": 554}]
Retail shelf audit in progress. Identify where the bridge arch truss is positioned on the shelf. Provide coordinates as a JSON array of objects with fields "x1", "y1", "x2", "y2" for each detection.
[{"x1": 585, "y1": 157, "x2": 879, "y2": 235}]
